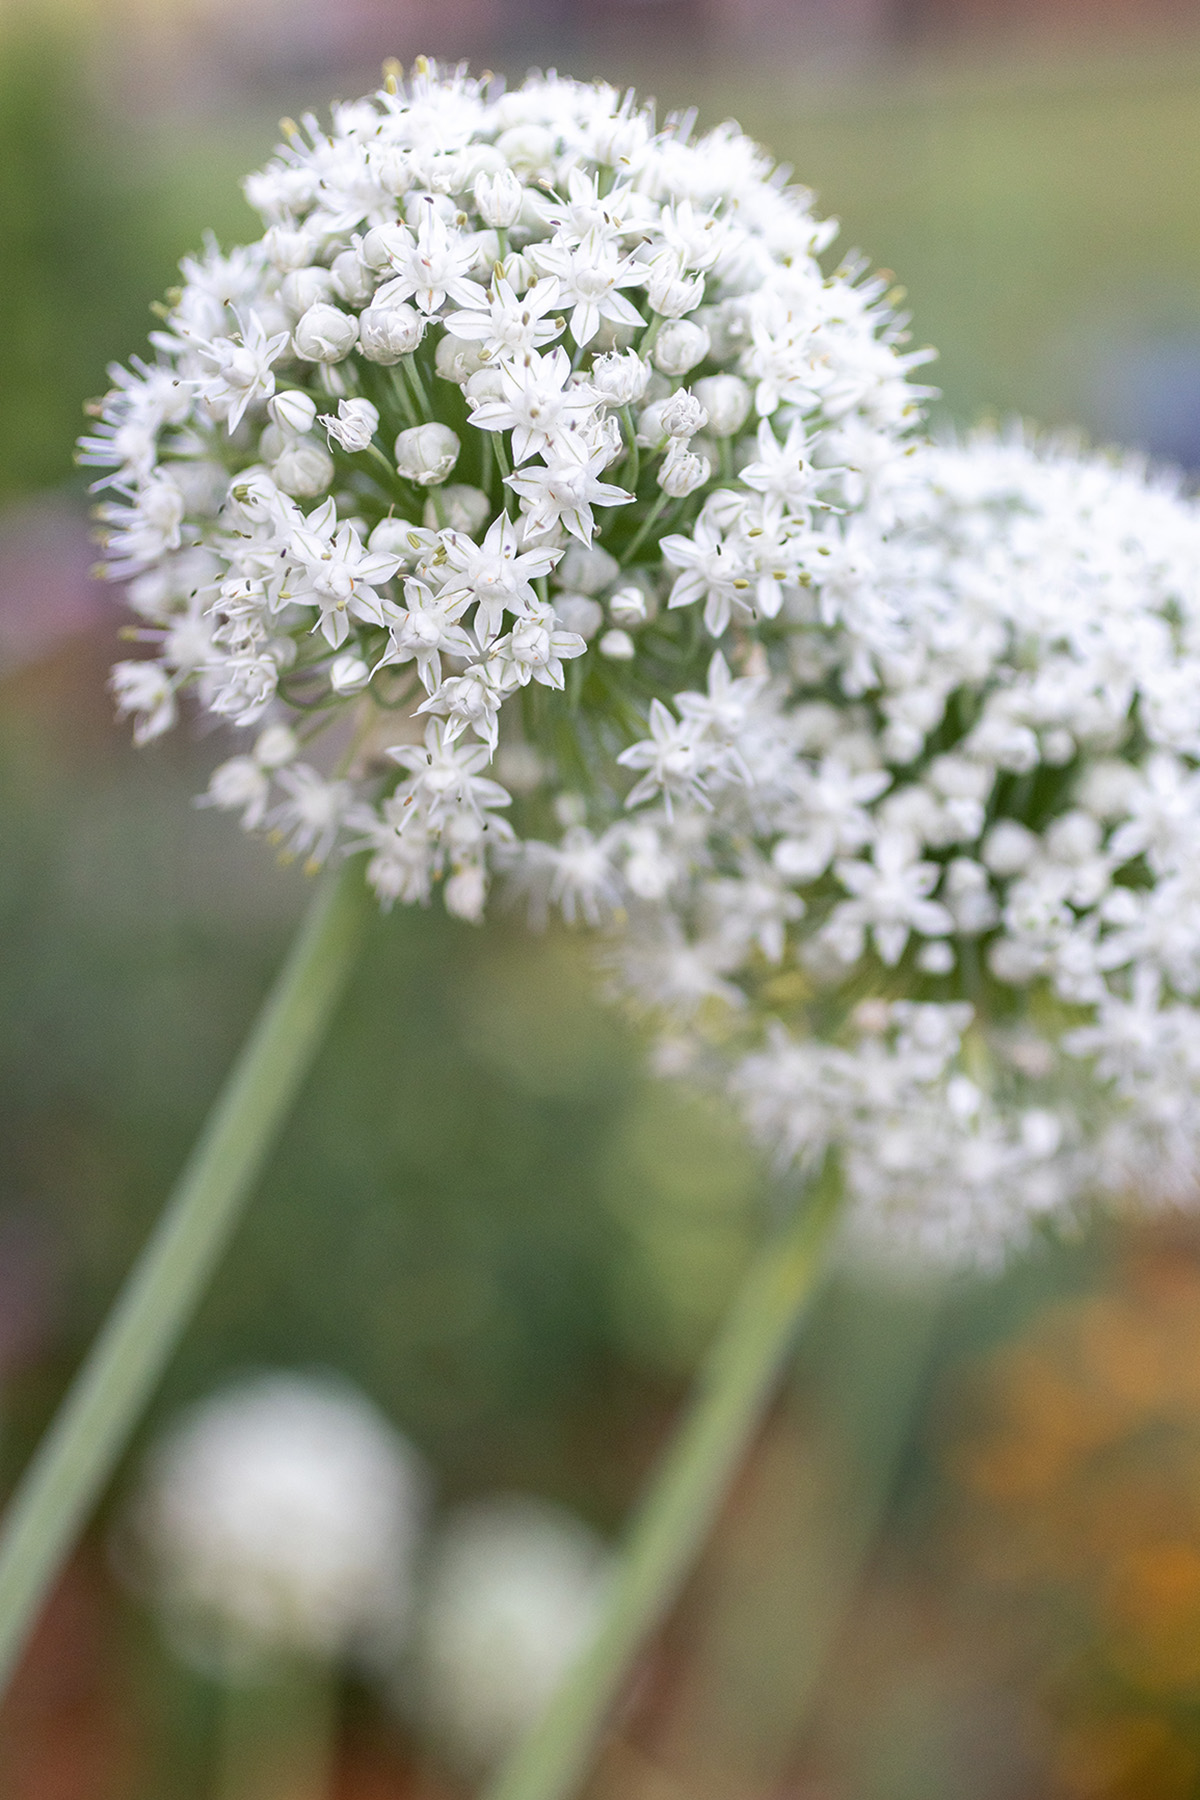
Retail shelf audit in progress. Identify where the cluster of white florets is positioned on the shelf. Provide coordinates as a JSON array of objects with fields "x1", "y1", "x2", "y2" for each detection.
[
  {"x1": 535, "y1": 433, "x2": 1200, "y2": 1264},
  {"x1": 86, "y1": 60, "x2": 927, "y2": 921}
]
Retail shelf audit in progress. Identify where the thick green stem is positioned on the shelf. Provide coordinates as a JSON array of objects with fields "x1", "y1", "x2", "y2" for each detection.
[
  {"x1": 0, "y1": 861, "x2": 368, "y2": 1694},
  {"x1": 484, "y1": 1164, "x2": 843, "y2": 1800}
]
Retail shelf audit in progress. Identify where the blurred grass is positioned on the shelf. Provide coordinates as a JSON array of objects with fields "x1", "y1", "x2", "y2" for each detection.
[{"x1": 730, "y1": 51, "x2": 1200, "y2": 440}]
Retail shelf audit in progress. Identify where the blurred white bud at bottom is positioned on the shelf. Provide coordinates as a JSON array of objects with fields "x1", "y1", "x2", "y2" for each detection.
[
  {"x1": 125, "y1": 1373, "x2": 428, "y2": 1674},
  {"x1": 402, "y1": 1495, "x2": 611, "y2": 1777}
]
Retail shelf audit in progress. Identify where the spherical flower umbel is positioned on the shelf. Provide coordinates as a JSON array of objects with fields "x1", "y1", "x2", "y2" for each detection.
[
  {"x1": 127, "y1": 1373, "x2": 427, "y2": 1669},
  {"x1": 84, "y1": 58, "x2": 929, "y2": 920},
  {"x1": 543, "y1": 432, "x2": 1200, "y2": 1267},
  {"x1": 404, "y1": 1494, "x2": 611, "y2": 1776}
]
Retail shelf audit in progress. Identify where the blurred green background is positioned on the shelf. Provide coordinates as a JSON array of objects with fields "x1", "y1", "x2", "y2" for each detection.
[{"x1": 6, "y1": 6, "x2": 1200, "y2": 1796}]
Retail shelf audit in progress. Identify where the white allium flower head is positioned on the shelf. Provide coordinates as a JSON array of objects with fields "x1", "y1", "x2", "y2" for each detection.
[
  {"x1": 86, "y1": 59, "x2": 929, "y2": 915},
  {"x1": 405, "y1": 1494, "x2": 611, "y2": 1776},
  {"x1": 129, "y1": 1373, "x2": 428, "y2": 1671},
  {"x1": 568, "y1": 429, "x2": 1200, "y2": 1269}
]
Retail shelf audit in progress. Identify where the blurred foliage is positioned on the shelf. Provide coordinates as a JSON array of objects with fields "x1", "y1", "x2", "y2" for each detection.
[
  {"x1": 0, "y1": 9, "x2": 256, "y2": 504},
  {"x1": 947, "y1": 1230, "x2": 1200, "y2": 1800}
]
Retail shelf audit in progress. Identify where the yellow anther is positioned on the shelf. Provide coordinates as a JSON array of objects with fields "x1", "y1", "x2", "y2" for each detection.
[{"x1": 382, "y1": 58, "x2": 402, "y2": 92}]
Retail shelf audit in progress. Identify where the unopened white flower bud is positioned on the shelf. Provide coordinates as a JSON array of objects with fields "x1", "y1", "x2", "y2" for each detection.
[
  {"x1": 358, "y1": 303, "x2": 424, "y2": 364},
  {"x1": 279, "y1": 267, "x2": 334, "y2": 319},
  {"x1": 917, "y1": 941, "x2": 955, "y2": 975},
  {"x1": 658, "y1": 441, "x2": 710, "y2": 497},
  {"x1": 253, "y1": 723, "x2": 298, "y2": 768},
  {"x1": 557, "y1": 544, "x2": 620, "y2": 594},
  {"x1": 635, "y1": 401, "x2": 670, "y2": 450},
  {"x1": 553, "y1": 593, "x2": 604, "y2": 640},
  {"x1": 465, "y1": 365, "x2": 506, "y2": 404},
  {"x1": 693, "y1": 374, "x2": 751, "y2": 438},
  {"x1": 263, "y1": 226, "x2": 315, "y2": 271},
  {"x1": 652, "y1": 319, "x2": 710, "y2": 377},
  {"x1": 424, "y1": 485, "x2": 492, "y2": 534},
  {"x1": 330, "y1": 652, "x2": 372, "y2": 694},
  {"x1": 329, "y1": 249, "x2": 374, "y2": 305},
  {"x1": 268, "y1": 389, "x2": 318, "y2": 436},
  {"x1": 323, "y1": 397, "x2": 380, "y2": 453},
  {"x1": 647, "y1": 259, "x2": 705, "y2": 319},
  {"x1": 598, "y1": 628, "x2": 635, "y2": 660},
  {"x1": 608, "y1": 585, "x2": 648, "y2": 626},
  {"x1": 1076, "y1": 759, "x2": 1141, "y2": 820},
  {"x1": 1042, "y1": 728, "x2": 1075, "y2": 767},
  {"x1": 657, "y1": 390, "x2": 708, "y2": 440},
  {"x1": 590, "y1": 349, "x2": 651, "y2": 407},
  {"x1": 1045, "y1": 810, "x2": 1101, "y2": 863},
  {"x1": 495, "y1": 124, "x2": 556, "y2": 176},
  {"x1": 395, "y1": 424, "x2": 460, "y2": 487},
  {"x1": 293, "y1": 303, "x2": 358, "y2": 363},
  {"x1": 273, "y1": 441, "x2": 335, "y2": 497},
  {"x1": 359, "y1": 223, "x2": 410, "y2": 269},
  {"x1": 982, "y1": 819, "x2": 1038, "y2": 877},
  {"x1": 474, "y1": 168, "x2": 524, "y2": 228},
  {"x1": 436, "y1": 333, "x2": 488, "y2": 385}
]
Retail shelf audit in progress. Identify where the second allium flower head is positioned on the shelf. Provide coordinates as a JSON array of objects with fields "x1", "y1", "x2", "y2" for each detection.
[{"x1": 86, "y1": 58, "x2": 929, "y2": 919}]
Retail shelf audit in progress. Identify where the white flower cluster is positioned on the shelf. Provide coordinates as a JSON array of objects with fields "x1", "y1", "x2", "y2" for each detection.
[
  {"x1": 86, "y1": 60, "x2": 926, "y2": 920},
  {"x1": 90, "y1": 62, "x2": 1200, "y2": 1267},
  {"x1": 403, "y1": 1496, "x2": 611, "y2": 1775},
  {"x1": 130, "y1": 1374, "x2": 428, "y2": 1668},
  {"x1": 509, "y1": 434, "x2": 1200, "y2": 1266}
]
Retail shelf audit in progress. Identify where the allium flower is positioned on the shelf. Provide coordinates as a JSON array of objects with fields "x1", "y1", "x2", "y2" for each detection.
[
  {"x1": 523, "y1": 432, "x2": 1200, "y2": 1268},
  {"x1": 87, "y1": 59, "x2": 928, "y2": 922},
  {"x1": 127, "y1": 1373, "x2": 427, "y2": 1670},
  {"x1": 404, "y1": 1495, "x2": 611, "y2": 1776}
]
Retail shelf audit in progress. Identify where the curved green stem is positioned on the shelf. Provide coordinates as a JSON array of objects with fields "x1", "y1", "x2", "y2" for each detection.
[
  {"x1": 0, "y1": 861, "x2": 368, "y2": 1694},
  {"x1": 484, "y1": 1162, "x2": 843, "y2": 1800}
]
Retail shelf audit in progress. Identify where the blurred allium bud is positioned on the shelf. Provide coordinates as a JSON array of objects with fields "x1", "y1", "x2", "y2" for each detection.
[
  {"x1": 127, "y1": 1374, "x2": 428, "y2": 1671},
  {"x1": 405, "y1": 1495, "x2": 611, "y2": 1775}
]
